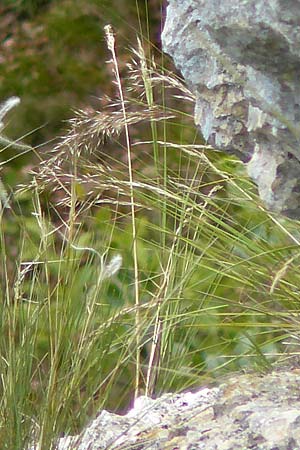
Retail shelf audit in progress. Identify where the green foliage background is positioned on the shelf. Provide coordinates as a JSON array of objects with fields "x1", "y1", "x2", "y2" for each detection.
[{"x1": 1, "y1": 0, "x2": 159, "y2": 150}]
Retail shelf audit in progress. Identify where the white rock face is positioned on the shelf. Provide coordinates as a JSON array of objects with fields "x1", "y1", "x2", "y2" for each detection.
[{"x1": 162, "y1": 0, "x2": 300, "y2": 219}]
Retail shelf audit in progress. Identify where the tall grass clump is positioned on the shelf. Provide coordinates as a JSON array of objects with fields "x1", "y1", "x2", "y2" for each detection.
[{"x1": 1, "y1": 23, "x2": 300, "y2": 450}]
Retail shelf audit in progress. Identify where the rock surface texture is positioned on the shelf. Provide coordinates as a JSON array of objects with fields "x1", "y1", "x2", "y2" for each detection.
[
  {"x1": 162, "y1": 0, "x2": 300, "y2": 219},
  {"x1": 30, "y1": 369, "x2": 300, "y2": 450}
]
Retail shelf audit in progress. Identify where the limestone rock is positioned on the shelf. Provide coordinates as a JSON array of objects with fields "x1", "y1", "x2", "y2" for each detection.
[
  {"x1": 161, "y1": 0, "x2": 300, "y2": 219},
  {"x1": 30, "y1": 369, "x2": 300, "y2": 450}
]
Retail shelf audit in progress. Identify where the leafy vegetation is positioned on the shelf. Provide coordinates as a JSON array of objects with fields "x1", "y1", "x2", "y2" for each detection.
[{"x1": 1, "y1": 2, "x2": 300, "y2": 449}]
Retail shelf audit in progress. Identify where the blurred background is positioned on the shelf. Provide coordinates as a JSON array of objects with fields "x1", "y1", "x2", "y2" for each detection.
[{"x1": 0, "y1": 0, "x2": 163, "y2": 179}]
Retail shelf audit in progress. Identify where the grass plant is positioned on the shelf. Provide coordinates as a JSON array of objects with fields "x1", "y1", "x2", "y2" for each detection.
[{"x1": 1, "y1": 13, "x2": 300, "y2": 450}]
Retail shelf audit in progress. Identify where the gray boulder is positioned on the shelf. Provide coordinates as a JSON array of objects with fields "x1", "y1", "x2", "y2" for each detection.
[{"x1": 162, "y1": 0, "x2": 300, "y2": 219}]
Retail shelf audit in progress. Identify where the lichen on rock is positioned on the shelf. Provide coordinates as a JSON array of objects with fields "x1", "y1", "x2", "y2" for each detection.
[{"x1": 29, "y1": 369, "x2": 300, "y2": 449}]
